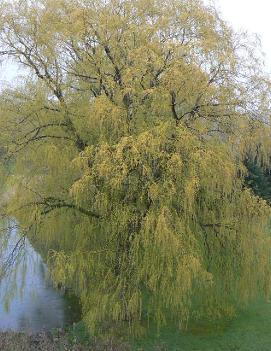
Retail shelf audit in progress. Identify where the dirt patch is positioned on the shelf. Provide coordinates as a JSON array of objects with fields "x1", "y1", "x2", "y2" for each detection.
[
  {"x1": 0, "y1": 331, "x2": 131, "y2": 351},
  {"x1": 0, "y1": 332, "x2": 72, "y2": 351}
]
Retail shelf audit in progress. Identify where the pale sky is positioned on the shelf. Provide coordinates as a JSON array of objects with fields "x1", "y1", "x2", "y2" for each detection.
[
  {"x1": 215, "y1": 0, "x2": 271, "y2": 73},
  {"x1": 1, "y1": 0, "x2": 271, "y2": 85},
  {"x1": 1, "y1": 61, "x2": 19, "y2": 87}
]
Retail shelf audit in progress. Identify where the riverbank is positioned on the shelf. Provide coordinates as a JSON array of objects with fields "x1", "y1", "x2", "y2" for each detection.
[
  {"x1": 0, "y1": 331, "x2": 71, "y2": 351},
  {"x1": 3, "y1": 298, "x2": 271, "y2": 351},
  {"x1": 0, "y1": 330, "x2": 131, "y2": 351}
]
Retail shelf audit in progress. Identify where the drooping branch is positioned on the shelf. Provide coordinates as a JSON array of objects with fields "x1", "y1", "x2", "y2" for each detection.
[{"x1": 16, "y1": 197, "x2": 101, "y2": 220}]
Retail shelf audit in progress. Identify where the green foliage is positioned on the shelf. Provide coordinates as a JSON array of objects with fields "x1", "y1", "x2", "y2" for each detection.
[
  {"x1": 0, "y1": 0, "x2": 271, "y2": 336},
  {"x1": 245, "y1": 159, "x2": 271, "y2": 203}
]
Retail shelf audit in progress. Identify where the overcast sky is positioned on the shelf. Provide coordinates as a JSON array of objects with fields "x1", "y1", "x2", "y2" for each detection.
[
  {"x1": 1, "y1": 0, "x2": 271, "y2": 85},
  {"x1": 215, "y1": 0, "x2": 271, "y2": 73}
]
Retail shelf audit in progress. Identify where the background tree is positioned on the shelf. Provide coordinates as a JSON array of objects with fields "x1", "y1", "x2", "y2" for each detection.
[{"x1": 0, "y1": 0, "x2": 271, "y2": 334}]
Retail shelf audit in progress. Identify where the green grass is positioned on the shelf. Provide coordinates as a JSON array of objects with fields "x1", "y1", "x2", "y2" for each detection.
[
  {"x1": 133, "y1": 300, "x2": 271, "y2": 351},
  {"x1": 58, "y1": 299, "x2": 271, "y2": 350},
  {"x1": 65, "y1": 320, "x2": 91, "y2": 346}
]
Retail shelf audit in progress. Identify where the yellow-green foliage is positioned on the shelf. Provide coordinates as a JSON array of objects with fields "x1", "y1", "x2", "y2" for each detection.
[{"x1": 0, "y1": 0, "x2": 271, "y2": 334}]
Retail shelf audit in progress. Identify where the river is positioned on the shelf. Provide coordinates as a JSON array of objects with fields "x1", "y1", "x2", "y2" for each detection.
[{"x1": 0, "y1": 222, "x2": 79, "y2": 333}]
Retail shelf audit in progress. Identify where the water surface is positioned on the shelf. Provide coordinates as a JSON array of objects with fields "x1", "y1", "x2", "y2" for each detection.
[{"x1": 0, "y1": 224, "x2": 78, "y2": 333}]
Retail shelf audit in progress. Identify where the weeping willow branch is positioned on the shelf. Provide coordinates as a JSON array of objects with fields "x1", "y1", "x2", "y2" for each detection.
[{"x1": 16, "y1": 197, "x2": 101, "y2": 219}]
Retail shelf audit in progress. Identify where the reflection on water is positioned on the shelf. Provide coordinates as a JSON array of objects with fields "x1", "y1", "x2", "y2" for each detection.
[{"x1": 0, "y1": 223, "x2": 79, "y2": 333}]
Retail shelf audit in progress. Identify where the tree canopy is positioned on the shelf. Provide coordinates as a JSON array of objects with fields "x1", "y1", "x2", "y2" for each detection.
[{"x1": 0, "y1": 0, "x2": 271, "y2": 335}]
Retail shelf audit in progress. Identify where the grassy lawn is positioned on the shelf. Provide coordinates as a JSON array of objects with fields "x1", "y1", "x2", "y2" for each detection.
[{"x1": 134, "y1": 300, "x2": 271, "y2": 351}]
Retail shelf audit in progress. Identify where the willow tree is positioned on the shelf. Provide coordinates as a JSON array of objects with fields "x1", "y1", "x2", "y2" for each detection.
[{"x1": 0, "y1": 0, "x2": 271, "y2": 334}]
